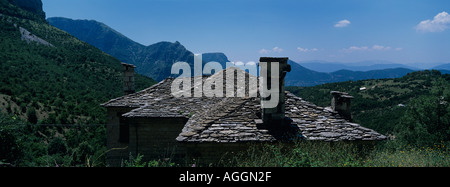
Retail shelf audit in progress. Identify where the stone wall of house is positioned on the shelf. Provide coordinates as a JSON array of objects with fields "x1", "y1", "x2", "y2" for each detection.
[
  {"x1": 106, "y1": 107, "x2": 134, "y2": 167},
  {"x1": 124, "y1": 116, "x2": 257, "y2": 165},
  {"x1": 128, "y1": 117, "x2": 189, "y2": 161}
]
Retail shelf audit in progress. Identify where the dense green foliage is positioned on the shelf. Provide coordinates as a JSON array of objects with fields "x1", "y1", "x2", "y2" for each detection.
[
  {"x1": 0, "y1": 0, "x2": 46, "y2": 23},
  {"x1": 0, "y1": 113, "x2": 107, "y2": 166},
  {"x1": 7, "y1": 0, "x2": 45, "y2": 19},
  {"x1": 0, "y1": 1, "x2": 155, "y2": 124},
  {"x1": 0, "y1": 0, "x2": 155, "y2": 166},
  {"x1": 287, "y1": 70, "x2": 450, "y2": 147}
]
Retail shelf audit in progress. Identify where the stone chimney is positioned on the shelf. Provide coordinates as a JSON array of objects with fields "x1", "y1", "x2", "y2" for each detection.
[
  {"x1": 330, "y1": 91, "x2": 354, "y2": 121},
  {"x1": 259, "y1": 57, "x2": 291, "y2": 124},
  {"x1": 122, "y1": 63, "x2": 136, "y2": 95}
]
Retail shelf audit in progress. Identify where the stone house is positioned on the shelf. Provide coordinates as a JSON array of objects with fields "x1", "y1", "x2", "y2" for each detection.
[{"x1": 102, "y1": 58, "x2": 386, "y2": 166}]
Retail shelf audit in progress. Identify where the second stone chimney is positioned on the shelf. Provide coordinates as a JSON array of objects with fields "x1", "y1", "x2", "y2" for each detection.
[
  {"x1": 331, "y1": 91, "x2": 354, "y2": 121},
  {"x1": 122, "y1": 63, "x2": 136, "y2": 95}
]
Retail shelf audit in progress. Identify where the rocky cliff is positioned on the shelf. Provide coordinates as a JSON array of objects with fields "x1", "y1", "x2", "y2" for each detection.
[{"x1": 8, "y1": 0, "x2": 45, "y2": 19}]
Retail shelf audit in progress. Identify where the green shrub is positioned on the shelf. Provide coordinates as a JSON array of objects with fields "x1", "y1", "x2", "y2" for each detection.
[{"x1": 47, "y1": 137, "x2": 68, "y2": 155}]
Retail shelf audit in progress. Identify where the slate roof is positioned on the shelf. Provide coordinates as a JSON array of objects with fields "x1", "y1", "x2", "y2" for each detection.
[{"x1": 102, "y1": 68, "x2": 387, "y2": 142}]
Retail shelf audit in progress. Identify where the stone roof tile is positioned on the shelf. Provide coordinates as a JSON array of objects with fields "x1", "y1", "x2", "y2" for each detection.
[{"x1": 102, "y1": 68, "x2": 387, "y2": 143}]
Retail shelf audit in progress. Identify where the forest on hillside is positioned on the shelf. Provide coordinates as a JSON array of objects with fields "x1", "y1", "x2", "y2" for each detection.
[
  {"x1": 0, "y1": 0, "x2": 155, "y2": 166},
  {"x1": 287, "y1": 70, "x2": 450, "y2": 147}
]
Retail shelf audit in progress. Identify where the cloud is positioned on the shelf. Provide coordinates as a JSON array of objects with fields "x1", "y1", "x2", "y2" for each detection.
[
  {"x1": 416, "y1": 11, "x2": 450, "y2": 32},
  {"x1": 272, "y1": 46, "x2": 283, "y2": 53},
  {"x1": 259, "y1": 47, "x2": 284, "y2": 54},
  {"x1": 246, "y1": 61, "x2": 257, "y2": 66},
  {"x1": 343, "y1": 45, "x2": 399, "y2": 52},
  {"x1": 344, "y1": 46, "x2": 369, "y2": 52},
  {"x1": 334, "y1": 19, "x2": 351, "y2": 28},
  {"x1": 297, "y1": 47, "x2": 318, "y2": 52},
  {"x1": 259, "y1": 49, "x2": 270, "y2": 54},
  {"x1": 234, "y1": 61, "x2": 245, "y2": 66},
  {"x1": 372, "y1": 45, "x2": 391, "y2": 51}
]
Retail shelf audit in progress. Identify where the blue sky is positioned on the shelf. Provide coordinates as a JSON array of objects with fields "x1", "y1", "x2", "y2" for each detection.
[{"x1": 42, "y1": 0, "x2": 450, "y2": 66}]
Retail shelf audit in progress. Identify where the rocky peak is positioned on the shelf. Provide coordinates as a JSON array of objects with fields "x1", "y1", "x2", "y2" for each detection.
[{"x1": 9, "y1": 0, "x2": 45, "y2": 19}]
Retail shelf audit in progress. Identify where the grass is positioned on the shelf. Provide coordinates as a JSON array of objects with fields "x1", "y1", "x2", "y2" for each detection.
[
  {"x1": 365, "y1": 143, "x2": 450, "y2": 167},
  {"x1": 101, "y1": 140, "x2": 450, "y2": 167},
  {"x1": 220, "y1": 142, "x2": 369, "y2": 167},
  {"x1": 216, "y1": 141, "x2": 450, "y2": 167}
]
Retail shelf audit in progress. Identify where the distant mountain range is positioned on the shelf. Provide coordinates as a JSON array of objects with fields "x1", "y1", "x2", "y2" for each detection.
[
  {"x1": 48, "y1": 17, "x2": 229, "y2": 81},
  {"x1": 297, "y1": 61, "x2": 419, "y2": 73},
  {"x1": 286, "y1": 61, "x2": 415, "y2": 86},
  {"x1": 433, "y1": 63, "x2": 450, "y2": 71},
  {"x1": 298, "y1": 60, "x2": 450, "y2": 73},
  {"x1": 48, "y1": 17, "x2": 450, "y2": 86}
]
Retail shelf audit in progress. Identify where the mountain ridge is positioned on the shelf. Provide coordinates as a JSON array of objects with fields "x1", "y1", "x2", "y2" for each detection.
[
  {"x1": 48, "y1": 17, "x2": 198, "y2": 81},
  {"x1": 298, "y1": 61, "x2": 420, "y2": 73},
  {"x1": 48, "y1": 16, "x2": 434, "y2": 86},
  {"x1": 8, "y1": 0, "x2": 45, "y2": 19},
  {"x1": 433, "y1": 63, "x2": 450, "y2": 71},
  {"x1": 286, "y1": 60, "x2": 415, "y2": 86}
]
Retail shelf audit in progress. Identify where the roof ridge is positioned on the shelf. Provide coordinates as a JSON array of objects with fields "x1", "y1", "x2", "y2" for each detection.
[{"x1": 101, "y1": 78, "x2": 170, "y2": 107}]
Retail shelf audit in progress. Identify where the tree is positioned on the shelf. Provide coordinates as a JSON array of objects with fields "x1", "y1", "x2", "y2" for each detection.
[
  {"x1": 47, "y1": 137, "x2": 67, "y2": 155},
  {"x1": 0, "y1": 113, "x2": 23, "y2": 166},
  {"x1": 26, "y1": 107, "x2": 37, "y2": 124},
  {"x1": 395, "y1": 77, "x2": 450, "y2": 146}
]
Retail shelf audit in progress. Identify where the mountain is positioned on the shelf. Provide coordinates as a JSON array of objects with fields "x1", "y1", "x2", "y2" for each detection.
[
  {"x1": 48, "y1": 17, "x2": 229, "y2": 81},
  {"x1": 298, "y1": 60, "x2": 419, "y2": 73},
  {"x1": 202, "y1": 52, "x2": 230, "y2": 67},
  {"x1": 0, "y1": 0, "x2": 155, "y2": 124},
  {"x1": 48, "y1": 17, "x2": 422, "y2": 86},
  {"x1": 0, "y1": 0, "x2": 45, "y2": 22},
  {"x1": 286, "y1": 60, "x2": 415, "y2": 86},
  {"x1": 330, "y1": 68, "x2": 416, "y2": 82},
  {"x1": 296, "y1": 61, "x2": 353, "y2": 73},
  {"x1": 286, "y1": 60, "x2": 333, "y2": 86},
  {"x1": 8, "y1": 0, "x2": 45, "y2": 18},
  {"x1": 433, "y1": 63, "x2": 450, "y2": 71},
  {"x1": 47, "y1": 17, "x2": 144, "y2": 63}
]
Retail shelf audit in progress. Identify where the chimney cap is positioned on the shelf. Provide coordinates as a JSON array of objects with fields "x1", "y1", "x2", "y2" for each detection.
[
  {"x1": 331, "y1": 91, "x2": 354, "y2": 99},
  {"x1": 260, "y1": 57, "x2": 289, "y2": 62},
  {"x1": 121, "y1": 62, "x2": 136, "y2": 68}
]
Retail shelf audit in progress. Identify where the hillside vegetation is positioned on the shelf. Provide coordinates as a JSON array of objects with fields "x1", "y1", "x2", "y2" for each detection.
[
  {"x1": 0, "y1": 0, "x2": 155, "y2": 124},
  {"x1": 287, "y1": 70, "x2": 450, "y2": 146},
  {"x1": 0, "y1": 0, "x2": 155, "y2": 166}
]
